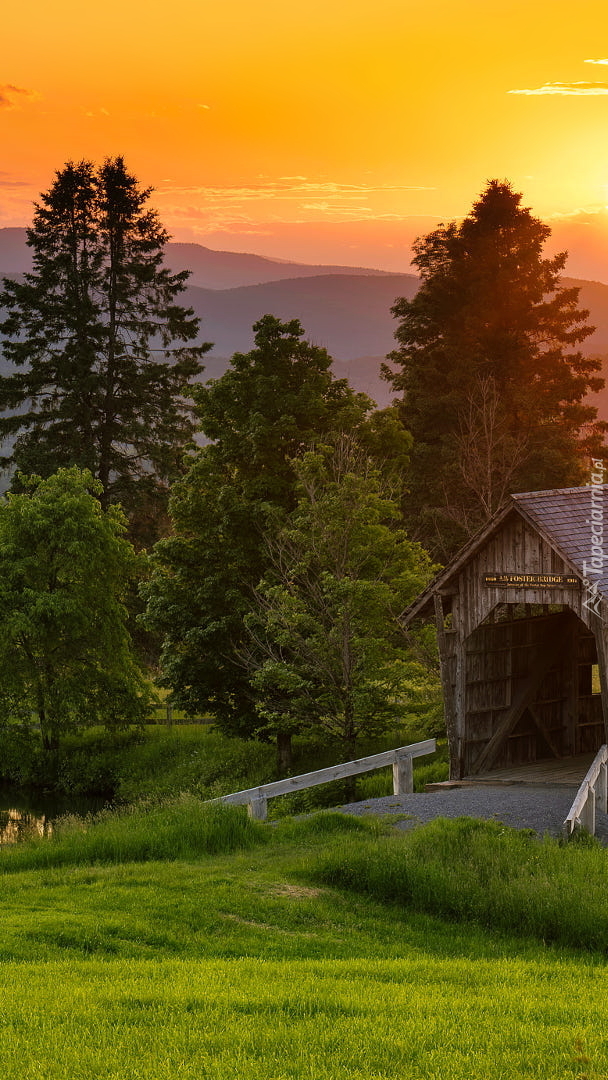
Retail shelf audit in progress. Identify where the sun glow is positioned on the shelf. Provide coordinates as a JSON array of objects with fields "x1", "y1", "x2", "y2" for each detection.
[{"x1": 2, "y1": 0, "x2": 608, "y2": 270}]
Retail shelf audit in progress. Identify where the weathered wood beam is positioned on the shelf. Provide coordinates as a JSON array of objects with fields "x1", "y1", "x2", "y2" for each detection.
[
  {"x1": 527, "y1": 704, "x2": 562, "y2": 760},
  {"x1": 563, "y1": 617, "x2": 579, "y2": 756},
  {"x1": 433, "y1": 593, "x2": 462, "y2": 779},
  {"x1": 219, "y1": 739, "x2": 436, "y2": 811},
  {"x1": 592, "y1": 619, "x2": 608, "y2": 742}
]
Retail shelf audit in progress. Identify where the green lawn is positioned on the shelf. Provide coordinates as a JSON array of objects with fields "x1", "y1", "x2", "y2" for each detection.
[
  {"x1": 1, "y1": 955, "x2": 607, "y2": 1080},
  {"x1": 2, "y1": 807, "x2": 608, "y2": 1078}
]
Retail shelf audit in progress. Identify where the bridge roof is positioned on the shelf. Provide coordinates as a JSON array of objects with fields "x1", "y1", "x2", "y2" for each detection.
[{"x1": 402, "y1": 484, "x2": 608, "y2": 625}]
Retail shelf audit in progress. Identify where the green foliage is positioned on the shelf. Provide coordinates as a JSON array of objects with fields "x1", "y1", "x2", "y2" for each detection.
[
  {"x1": 0, "y1": 468, "x2": 148, "y2": 750},
  {"x1": 143, "y1": 315, "x2": 385, "y2": 737},
  {"x1": 0, "y1": 158, "x2": 209, "y2": 539},
  {"x1": 113, "y1": 726, "x2": 277, "y2": 801},
  {"x1": 0, "y1": 720, "x2": 446, "y2": 804},
  {"x1": 0, "y1": 798, "x2": 265, "y2": 871},
  {"x1": 312, "y1": 816, "x2": 608, "y2": 950},
  {"x1": 387, "y1": 180, "x2": 606, "y2": 558},
  {"x1": 244, "y1": 438, "x2": 437, "y2": 755}
]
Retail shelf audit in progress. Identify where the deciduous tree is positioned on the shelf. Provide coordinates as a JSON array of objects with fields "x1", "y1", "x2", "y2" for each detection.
[
  {"x1": 0, "y1": 468, "x2": 147, "y2": 752},
  {"x1": 242, "y1": 437, "x2": 437, "y2": 761},
  {"x1": 143, "y1": 316, "x2": 407, "y2": 759}
]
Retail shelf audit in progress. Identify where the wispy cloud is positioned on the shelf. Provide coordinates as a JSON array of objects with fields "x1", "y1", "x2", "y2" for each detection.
[
  {"x1": 585, "y1": 59, "x2": 608, "y2": 65},
  {"x1": 509, "y1": 81, "x2": 608, "y2": 95},
  {"x1": 0, "y1": 173, "x2": 32, "y2": 188},
  {"x1": 154, "y1": 178, "x2": 435, "y2": 231},
  {"x1": 157, "y1": 178, "x2": 435, "y2": 202},
  {"x1": 0, "y1": 83, "x2": 38, "y2": 109},
  {"x1": 83, "y1": 106, "x2": 110, "y2": 118}
]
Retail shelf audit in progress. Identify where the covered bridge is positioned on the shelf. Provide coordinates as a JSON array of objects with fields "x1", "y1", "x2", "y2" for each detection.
[{"x1": 402, "y1": 485, "x2": 608, "y2": 780}]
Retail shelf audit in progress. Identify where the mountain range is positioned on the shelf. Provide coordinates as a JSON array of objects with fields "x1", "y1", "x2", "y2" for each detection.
[{"x1": 2, "y1": 228, "x2": 608, "y2": 418}]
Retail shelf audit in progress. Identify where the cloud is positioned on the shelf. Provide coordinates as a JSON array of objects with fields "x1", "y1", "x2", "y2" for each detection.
[
  {"x1": 0, "y1": 83, "x2": 37, "y2": 109},
  {"x1": 0, "y1": 174, "x2": 32, "y2": 188},
  {"x1": 509, "y1": 81, "x2": 608, "y2": 95},
  {"x1": 585, "y1": 59, "x2": 608, "y2": 65},
  {"x1": 153, "y1": 177, "x2": 437, "y2": 235},
  {"x1": 157, "y1": 179, "x2": 436, "y2": 202}
]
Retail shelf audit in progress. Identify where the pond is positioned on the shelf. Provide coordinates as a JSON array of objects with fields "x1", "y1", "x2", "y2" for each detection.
[{"x1": 0, "y1": 788, "x2": 111, "y2": 845}]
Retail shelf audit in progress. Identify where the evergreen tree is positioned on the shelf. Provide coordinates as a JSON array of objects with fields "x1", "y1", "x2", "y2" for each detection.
[
  {"x1": 143, "y1": 316, "x2": 406, "y2": 761},
  {"x1": 386, "y1": 180, "x2": 606, "y2": 559},
  {"x1": 0, "y1": 158, "x2": 209, "y2": 539}
]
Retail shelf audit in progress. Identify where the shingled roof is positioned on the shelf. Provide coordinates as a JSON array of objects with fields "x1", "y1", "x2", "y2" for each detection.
[
  {"x1": 513, "y1": 485, "x2": 608, "y2": 593},
  {"x1": 402, "y1": 484, "x2": 608, "y2": 624}
]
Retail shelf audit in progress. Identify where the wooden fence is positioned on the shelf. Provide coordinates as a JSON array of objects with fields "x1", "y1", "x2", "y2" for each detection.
[
  {"x1": 143, "y1": 704, "x2": 213, "y2": 725},
  {"x1": 217, "y1": 739, "x2": 436, "y2": 820},
  {"x1": 562, "y1": 744, "x2": 608, "y2": 838}
]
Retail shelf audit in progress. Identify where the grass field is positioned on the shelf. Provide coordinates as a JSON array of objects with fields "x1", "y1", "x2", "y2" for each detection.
[
  {"x1": 2, "y1": 805, "x2": 608, "y2": 1078},
  {"x1": 2, "y1": 955, "x2": 607, "y2": 1080}
]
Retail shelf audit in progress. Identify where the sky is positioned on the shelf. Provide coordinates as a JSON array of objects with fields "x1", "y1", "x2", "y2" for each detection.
[{"x1": 3, "y1": 0, "x2": 608, "y2": 275}]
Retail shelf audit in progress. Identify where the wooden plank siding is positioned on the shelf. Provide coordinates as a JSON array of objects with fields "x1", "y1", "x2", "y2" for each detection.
[{"x1": 403, "y1": 487, "x2": 608, "y2": 780}]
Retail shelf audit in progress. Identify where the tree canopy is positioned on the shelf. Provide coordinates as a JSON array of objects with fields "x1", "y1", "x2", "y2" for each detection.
[
  {"x1": 0, "y1": 468, "x2": 147, "y2": 751},
  {"x1": 0, "y1": 157, "x2": 209, "y2": 542},
  {"x1": 242, "y1": 437, "x2": 436, "y2": 758},
  {"x1": 386, "y1": 180, "x2": 606, "y2": 558},
  {"x1": 143, "y1": 315, "x2": 408, "y2": 747}
]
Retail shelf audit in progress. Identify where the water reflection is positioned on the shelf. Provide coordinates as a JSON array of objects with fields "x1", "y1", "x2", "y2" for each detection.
[
  {"x1": 0, "y1": 789, "x2": 109, "y2": 844},
  {"x1": 0, "y1": 807, "x2": 53, "y2": 844}
]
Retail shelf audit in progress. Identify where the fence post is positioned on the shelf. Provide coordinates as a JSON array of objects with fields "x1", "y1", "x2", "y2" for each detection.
[
  {"x1": 582, "y1": 785, "x2": 596, "y2": 835},
  {"x1": 393, "y1": 752, "x2": 413, "y2": 795},
  {"x1": 599, "y1": 761, "x2": 608, "y2": 814},
  {"x1": 247, "y1": 797, "x2": 268, "y2": 821}
]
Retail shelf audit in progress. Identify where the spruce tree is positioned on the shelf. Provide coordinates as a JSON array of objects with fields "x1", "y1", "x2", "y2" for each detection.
[
  {"x1": 386, "y1": 180, "x2": 606, "y2": 559},
  {"x1": 0, "y1": 158, "x2": 209, "y2": 540}
]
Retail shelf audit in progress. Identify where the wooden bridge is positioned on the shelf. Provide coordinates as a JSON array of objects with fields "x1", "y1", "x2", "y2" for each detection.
[{"x1": 427, "y1": 746, "x2": 608, "y2": 837}]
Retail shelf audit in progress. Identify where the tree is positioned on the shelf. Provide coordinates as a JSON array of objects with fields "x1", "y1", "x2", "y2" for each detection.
[
  {"x1": 242, "y1": 437, "x2": 437, "y2": 760},
  {"x1": 386, "y1": 180, "x2": 606, "y2": 558},
  {"x1": 0, "y1": 468, "x2": 147, "y2": 752},
  {"x1": 143, "y1": 315, "x2": 408, "y2": 760},
  {"x1": 442, "y1": 375, "x2": 530, "y2": 536},
  {"x1": 0, "y1": 158, "x2": 209, "y2": 540}
]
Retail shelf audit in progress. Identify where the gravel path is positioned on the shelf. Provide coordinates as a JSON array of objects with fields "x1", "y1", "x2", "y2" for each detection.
[{"x1": 335, "y1": 784, "x2": 608, "y2": 842}]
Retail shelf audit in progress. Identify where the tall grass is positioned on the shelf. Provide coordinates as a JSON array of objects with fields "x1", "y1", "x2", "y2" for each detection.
[
  {"x1": 311, "y1": 816, "x2": 608, "y2": 950},
  {"x1": 0, "y1": 797, "x2": 266, "y2": 872}
]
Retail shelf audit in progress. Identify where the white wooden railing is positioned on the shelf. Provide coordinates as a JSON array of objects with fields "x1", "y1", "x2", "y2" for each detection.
[
  {"x1": 562, "y1": 745, "x2": 608, "y2": 838},
  {"x1": 217, "y1": 739, "x2": 436, "y2": 820}
]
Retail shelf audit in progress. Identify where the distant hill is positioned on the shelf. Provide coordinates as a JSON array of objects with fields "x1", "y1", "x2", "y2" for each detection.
[
  {"x1": 183, "y1": 273, "x2": 419, "y2": 358},
  {"x1": 0, "y1": 228, "x2": 34, "y2": 276},
  {"x1": 2, "y1": 228, "x2": 608, "y2": 418},
  {"x1": 165, "y1": 242, "x2": 393, "y2": 289},
  {"x1": 0, "y1": 228, "x2": 393, "y2": 290}
]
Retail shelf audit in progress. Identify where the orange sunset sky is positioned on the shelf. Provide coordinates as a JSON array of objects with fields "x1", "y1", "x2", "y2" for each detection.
[{"x1": 4, "y1": 0, "x2": 608, "y2": 276}]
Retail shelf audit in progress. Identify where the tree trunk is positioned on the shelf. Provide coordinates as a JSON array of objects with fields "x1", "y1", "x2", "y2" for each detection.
[{"x1": 276, "y1": 731, "x2": 293, "y2": 773}]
